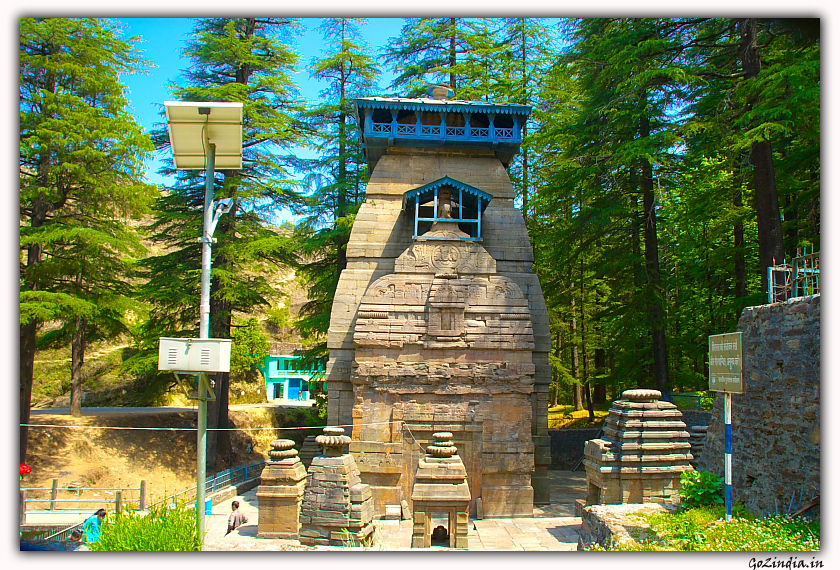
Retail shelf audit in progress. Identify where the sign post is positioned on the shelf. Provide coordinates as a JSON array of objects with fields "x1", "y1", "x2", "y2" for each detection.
[{"x1": 708, "y1": 332, "x2": 743, "y2": 521}]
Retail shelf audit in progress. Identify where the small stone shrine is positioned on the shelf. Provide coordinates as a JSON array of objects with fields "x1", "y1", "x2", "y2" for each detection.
[
  {"x1": 326, "y1": 86, "x2": 552, "y2": 518},
  {"x1": 255, "y1": 439, "x2": 307, "y2": 539},
  {"x1": 583, "y1": 389, "x2": 693, "y2": 505},
  {"x1": 411, "y1": 432, "x2": 471, "y2": 549},
  {"x1": 298, "y1": 427, "x2": 374, "y2": 546}
]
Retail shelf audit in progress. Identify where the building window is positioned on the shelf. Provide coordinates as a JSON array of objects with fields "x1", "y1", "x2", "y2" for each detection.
[{"x1": 403, "y1": 176, "x2": 492, "y2": 241}]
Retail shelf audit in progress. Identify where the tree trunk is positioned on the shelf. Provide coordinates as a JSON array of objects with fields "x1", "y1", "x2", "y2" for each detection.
[
  {"x1": 739, "y1": 18, "x2": 785, "y2": 292},
  {"x1": 593, "y1": 348, "x2": 607, "y2": 404},
  {"x1": 580, "y1": 257, "x2": 594, "y2": 420},
  {"x1": 752, "y1": 139, "x2": 785, "y2": 290},
  {"x1": 584, "y1": 383, "x2": 595, "y2": 421},
  {"x1": 551, "y1": 328, "x2": 561, "y2": 407},
  {"x1": 572, "y1": 384, "x2": 583, "y2": 411},
  {"x1": 640, "y1": 111, "x2": 670, "y2": 395},
  {"x1": 734, "y1": 185, "x2": 747, "y2": 300},
  {"x1": 20, "y1": 197, "x2": 48, "y2": 464},
  {"x1": 70, "y1": 316, "x2": 87, "y2": 417},
  {"x1": 449, "y1": 18, "x2": 457, "y2": 91},
  {"x1": 20, "y1": 319, "x2": 37, "y2": 464},
  {"x1": 570, "y1": 297, "x2": 582, "y2": 411}
]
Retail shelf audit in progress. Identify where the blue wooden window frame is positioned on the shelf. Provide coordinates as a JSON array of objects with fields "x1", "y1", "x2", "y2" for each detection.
[{"x1": 404, "y1": 177, "x2": 492, "y2": 241}]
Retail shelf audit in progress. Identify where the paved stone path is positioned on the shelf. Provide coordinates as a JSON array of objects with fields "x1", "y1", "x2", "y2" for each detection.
[{"x1": 203, "y1": 470, "x2": 585, "y2": 552}]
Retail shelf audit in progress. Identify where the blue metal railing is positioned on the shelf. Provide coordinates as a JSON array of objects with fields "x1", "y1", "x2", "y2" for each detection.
[
  {"x1": 767, "y1": 250, "x2": 820, "y2": 304},
  {"x1": 34, "y1": 461, "x2": 265, "y2": 542},
  {"x1": 145, "y1": 460, "x2": 266, "y2": 510}
]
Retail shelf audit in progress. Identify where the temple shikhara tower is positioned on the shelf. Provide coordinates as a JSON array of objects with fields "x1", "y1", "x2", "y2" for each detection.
[{"x1": 326, "y1": 85, "x2": 551, "y2": 518}]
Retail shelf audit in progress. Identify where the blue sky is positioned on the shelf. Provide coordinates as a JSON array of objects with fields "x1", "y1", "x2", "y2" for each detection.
[{"x1": 116, "y1": 17, "x2": 405, "y2": 210}]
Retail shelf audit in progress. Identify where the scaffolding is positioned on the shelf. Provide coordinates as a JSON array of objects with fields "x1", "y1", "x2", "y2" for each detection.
[{"x1": 767, "y1": 249, "x2": 820, "y2": 304}]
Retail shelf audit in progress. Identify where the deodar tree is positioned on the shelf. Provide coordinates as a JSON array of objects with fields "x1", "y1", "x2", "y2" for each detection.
[
  {"x1": 531, "y1": 17, "x2": 818, "y2": 401},
  {"x1": 381, "y1": 18, "x2": 479, "y2": 96},
  {"x1": 141, "y1": 17, "x2": 304, "y2": 471},
  {"x1": 294, "y1": 18, "x2": 379, "y2": 355},
  {"x1": 20, "y1": 18, "x2": 156, "y2": 458}
]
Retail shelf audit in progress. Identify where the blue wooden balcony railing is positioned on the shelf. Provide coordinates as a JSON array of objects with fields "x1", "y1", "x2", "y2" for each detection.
[{"x1": 365, "y1": 119, "x2": 520, "y2": 144}]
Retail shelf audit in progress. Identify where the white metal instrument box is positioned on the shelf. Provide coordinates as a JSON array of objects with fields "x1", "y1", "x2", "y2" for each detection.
[{"x1": 158, "y1": 337, "x2": 232, "y2": 373}]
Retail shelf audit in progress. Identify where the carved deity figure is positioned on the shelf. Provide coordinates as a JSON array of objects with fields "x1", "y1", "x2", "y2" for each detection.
[{"x1": 437, "y1": 188, "x2": 454, "y2": 219}]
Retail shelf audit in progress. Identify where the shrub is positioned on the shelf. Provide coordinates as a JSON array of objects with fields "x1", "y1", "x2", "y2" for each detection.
[
  {"x1": 680, "y1": 470, "x2": 724, "y2": 507},
  {"x1": 89, "y1": 500, "x2": 200, "y2": 551},
  {"x1": 590, "y1": 506, "x2": 819, "y2": 551},
  {"x1": 702, "y1": 515, "x2": 820, "y2": 551},
  {"x1": 696, "y1": 390, "x2": 716, "y2": 410}
]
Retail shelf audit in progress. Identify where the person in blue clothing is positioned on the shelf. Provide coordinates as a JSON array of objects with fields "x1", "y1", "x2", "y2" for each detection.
[{"x1": 83, "y1": 508, "x2": 107, "y2": 543}]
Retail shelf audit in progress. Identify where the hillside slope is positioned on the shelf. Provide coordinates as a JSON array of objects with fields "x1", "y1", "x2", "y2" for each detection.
[{"x1": 25, "y1": 406, "x2": 323, "y2": 507}]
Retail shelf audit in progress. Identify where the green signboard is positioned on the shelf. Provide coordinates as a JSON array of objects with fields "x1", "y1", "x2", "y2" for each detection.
[{"x1": 708, "y1": 332, "x2": 744, "y2": 393}]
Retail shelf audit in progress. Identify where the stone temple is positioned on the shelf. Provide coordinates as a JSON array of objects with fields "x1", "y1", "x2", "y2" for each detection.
[{"x1": 325, "y1": 85, "x2": 552, "y2": 518}]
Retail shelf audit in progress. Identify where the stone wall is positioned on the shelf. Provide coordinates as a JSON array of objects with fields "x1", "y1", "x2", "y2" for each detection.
[
  {"x1": 679, "y1": 410, "x2": 712, "y2": 429},
  {"x1": 697, "y1": 294, "x2": 820, "y2": 517},
  {"x1": 549, "y1": 428, "x2": 601, "y2": 470},
  {"x1": 576, "y1": 503, "x2": 674, "y2": 550}
]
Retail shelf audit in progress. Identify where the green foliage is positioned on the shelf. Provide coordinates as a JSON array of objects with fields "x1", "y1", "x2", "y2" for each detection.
[
  {"x1": 530, "y1": 18, "x2": 819, "y2": 404},
  {"x1": 701, "y1": 514, "x2": 819, "y2": 551},
  {"x1": 230, "y1": 317, "x2": 270, "y2": 381},
  {"x1": 20, "y1": 17, "x2": 157, "y2": 325},
  {"x1": 89, "y1": 501, "x2": 200, "y2": 551},
  {"x1": 381, "y1": 18, "x2": 477, "y2": 94},
  {"x1": 131, "y1": 19, "x2": 305, "y2": 445},
  {"x1": 594, "y1": 506, "x2": 819, "y2": 551},
  {"x1": 680, "y1": 470, "x2": 725, "y2": 507},
  {"x1": 20, "y1": 17, "x2": 157, "y2": 449},
  {"x1": 294, "y1": 19, "x2": 379, "y2": 350},
  {"x1": 265, "y1": 303, "x2": 293, "y2": 334},
  {"x1": 695, "y1": 391, "x2": 716, "y2": 411},
  {"x1": 645, "y1": 505, "x2": 721, "y2": 549},
  {"x1": 142, "y1": 17, "x2": 305, "y2": 339},
  {"x1": 229, "y1": 379, "x2": 267, "y2": 405}
]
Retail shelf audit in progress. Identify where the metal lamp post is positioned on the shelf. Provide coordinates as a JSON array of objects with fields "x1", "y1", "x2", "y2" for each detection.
[{"x1": 163, "y1": 101, "x2": 243, "y2": 548}]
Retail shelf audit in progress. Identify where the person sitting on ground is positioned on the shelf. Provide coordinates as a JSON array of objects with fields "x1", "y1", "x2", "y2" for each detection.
[
  {"x1": 69, "y1": 530, "x2": 83, "y2": 542},
  {"x1": 226, "y1": 501, "x2": 248, "y2": 535},
  {"x1": 83, "y1": 508, "x2": 107, "y2": 543}
]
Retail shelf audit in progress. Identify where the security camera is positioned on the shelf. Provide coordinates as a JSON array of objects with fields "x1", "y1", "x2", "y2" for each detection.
[{"x1": 215, "y1": 198, "x2": 234, "y2": 214}]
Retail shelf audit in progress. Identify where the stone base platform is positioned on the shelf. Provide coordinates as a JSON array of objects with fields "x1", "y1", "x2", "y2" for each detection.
[
  {"x1": 203, "y1": 470, "x2": 588, "y2": 551},
  {"x1": 576, "y1": 502, "x2": 675, "y2": 550}
]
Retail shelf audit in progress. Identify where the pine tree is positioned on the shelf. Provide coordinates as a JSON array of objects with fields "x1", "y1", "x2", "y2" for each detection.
[
  {"x1": 139, "y1": 18, "x2": 305, "y2": 471},
  {"x1": 294, "y1": 18, "x2": 379, "y2": 356},
  {"x1": 531, "y1": 17, "x2": 818, "y2": 400},
  {"x1": 681, "y1": 18, "x2": 819, "y2": 292},
  {"x1": 494, "y1": 18, "x2": 559, "y2": 221},
  {"x1": 20, "y1": 18, "x2": 156, "y2": 459},
  {"x1": 381, "y1": 18, "x2": 478, "y2": 96},
  {"x1": 34, "y1": 219, "x2": 148, "y2": 417},
  {"x1": 536, "y1": 18, "x2": 698, "y2": 395}
]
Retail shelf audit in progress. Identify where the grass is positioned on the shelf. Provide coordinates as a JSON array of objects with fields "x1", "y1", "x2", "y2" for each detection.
[
  {"x1": 548, "y1": 403, "x2": 610, "y2": 429},
  {"x1": 588, "y1": 505, "x2": 820, "y2": 551},
  {"x1": 32, "y1": 342, "x2": 129, "y2": 407}
]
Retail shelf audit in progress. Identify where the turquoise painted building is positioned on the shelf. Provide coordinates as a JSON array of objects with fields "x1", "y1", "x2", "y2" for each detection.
[{"x1": 258, "y1": 354, "x2": 325, "y2": 401}]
